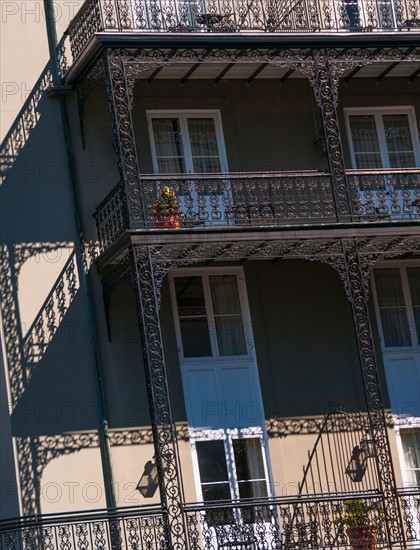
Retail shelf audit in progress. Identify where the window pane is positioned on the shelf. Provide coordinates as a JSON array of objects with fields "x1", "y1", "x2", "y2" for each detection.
[
  {"x1": 192, "y1": 157, "x2": 222, "y2": 173},
  {"x1": 210, "y1": 275, "x2": 246, "y2": 356},
  {"x1": 180, "y1": 319, "x2": 212, "y2": 357},
  {"x1": 238, "y1": 480, "x2": 268, "y2": 499},
  {"x1": 152, "y1": 118, "x2": 186, "y2": 174},
  {"x1": 215, "y1": 317, "x2": 247, "y2": 356},
  {"x1": 188, "y1": 118, "x2": 221, "y2": 173},
  {"x1": 157, "y1": 157, "x2": 185, "y2": 173},
  {"x1": 349, "y1": 115, "x2": 382, "y2": 169},
  {"x1": 401, "y1": 430, "x2": 420, "y2": 486},
  {"x1": 175, "y1": 277, "x2": 207, "y2": 316},
  {"x1": 383, "y1": 114, "x2": 415, "y2": 168},
  {"x1": 388, "y1": 152, "x2": 416, "y2": 168},
  {"x1": 202, "y1": 483, "x2": 231, "y2": 501},
  {"x1": 201, "y1": 482, "x2": 231, "y2": 501},
  {"x1": 175, "y1": 277, "x2": 211, "y2": 357},
  {"x1": 407, "y1": 268, "x2": 420, "y2": 342},
  {"x1": 210, "y1": 275, "x2": 242, "y2": 315},
  {"x1": 379, "y1": 309, "x2": 411, "y2": 347},
  {"x1": 233, "y1": 438, "x2": 265, "y2": 481},
  {"x1": 374, "y1": 269, "x2": 411, "y2": 347},
  {"x1": 375, "y1": 269, "x2": 405, "y2": 307},
  {"x1": 196, "y1": 441, "x2": 229, "y2": 483}
]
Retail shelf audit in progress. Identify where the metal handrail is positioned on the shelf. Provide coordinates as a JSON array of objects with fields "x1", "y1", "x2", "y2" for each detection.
[
  {"x1": 182, "y1": 489, "x2": 384, "y2": 513},
  {"x1": 0, "y1": 503, "x2": 164, "y2": 531},
  {"x1": 346, "y1": 168, "x2": 420, "y2": 175},
  {"x1": 137, "y1": 170, "x2": 331, "y2": 181}
]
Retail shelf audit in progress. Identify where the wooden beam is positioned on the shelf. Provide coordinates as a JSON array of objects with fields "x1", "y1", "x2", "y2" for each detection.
[
  {"x1": 215, "y1": 63, "x2": 234, "y2": 84},
  {"x1": 344, "y1": 66, "x2": 362, "y2": 83},
  {"x1": 376, "y1": 62, "x2": 399, "y2": 82},
  {"x1": 409, "y1": 66, "x2": 420, "y2": 82},
  {"x1": 280, "y1": 68, "x2": 295, "y2": 84},
  {"x1": 246, "y1": 63, "x2": 268, "y2": 85},
  {"x1": 146, "y1": 67, "x2": 163, "y2": 84},
  {"x1": 181, "y1": 63, "x2": 201, "y2": 84}
]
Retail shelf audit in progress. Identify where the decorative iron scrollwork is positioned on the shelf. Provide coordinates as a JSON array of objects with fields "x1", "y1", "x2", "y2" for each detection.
[
  {"x1": 342, "y1": 238, "x2": 405, "y2": 543},
  {"x1": 103, "y1": 50, "x2": 146, "y2": 226},
  {"x1": 131, "y1": 246, "x2": 186, "y2": 550}
]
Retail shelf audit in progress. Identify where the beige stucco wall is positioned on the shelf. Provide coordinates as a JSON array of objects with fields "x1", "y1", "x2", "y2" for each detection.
[{"x1": 0, "y1": 0, "x2": 83, "y2": 141}]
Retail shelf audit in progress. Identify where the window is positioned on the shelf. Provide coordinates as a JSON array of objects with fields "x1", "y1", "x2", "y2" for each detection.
[
  {"x1": 147, "y1": 111, "x2": 229, "y2": 224},
  {"x1": 345, "y1": 108, "x2": 420, "y2": 169},
  {"x1": 400, "y1": 430, "x2": 420, "y2": 486},
  {"x1": 195, "y1": 435, "x2": 269, "y2": 505},
  {"x1": 373, "y1": 265, "x2": 420, "y2": 349},
  {"x1": 172, "y1": 272, "x2": 248, "y2": 360},
  {"x1": 147, "y1": 111, "x2": 227, "y2": 174}
]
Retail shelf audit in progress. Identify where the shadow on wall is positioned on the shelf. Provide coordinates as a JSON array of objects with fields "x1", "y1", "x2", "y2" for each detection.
[
  {"x1": 0, "y1": 243, "x2": 83, "y2": 515},
  {"x1": 0, "y1": 64, "x2": 99, "y2": 516},
  {"x1": 13, "y1": 425, "x2": 190, "y2": 517},
  {"x1": 0, "y1": 64, "x2": 53, "y2": 188}
]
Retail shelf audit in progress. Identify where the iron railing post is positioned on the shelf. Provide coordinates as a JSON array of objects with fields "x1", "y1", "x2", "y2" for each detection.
[
  {"x1": 129, "y1": 245, "x2": 186, "y2": 550},
  {"x1": 313, "y1": 50, "x2": 353, "y2": 223},
  {"x1": 103, "y1": 49, "x2": 147, "y2": 231},
  {"x1": 342, "y1": 239, "x2": 406, "y2": 548}
]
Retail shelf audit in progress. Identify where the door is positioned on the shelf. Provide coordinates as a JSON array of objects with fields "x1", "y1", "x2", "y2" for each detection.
[
  {"x1": 372, "y1": 264, "x2": 420, "y2": 415},
  {"x1": 169, "y1": 268, "x2": 274, "y2": 543},
  {"x1": 147, "y1": 111, "x2": 230, "y2": 225},
  {"x1": 372, "y1": 264, "x2": 420, "y2": 494}
]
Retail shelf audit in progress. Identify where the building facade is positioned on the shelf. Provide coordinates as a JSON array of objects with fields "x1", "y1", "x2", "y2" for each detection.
[{"x1": 0, "y1": 0, "x2": 420, "y2": 548}]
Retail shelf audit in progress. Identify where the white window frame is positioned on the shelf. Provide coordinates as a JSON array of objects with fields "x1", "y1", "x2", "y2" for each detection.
[
  {"x1": 168, "y1": 266, "x2": 255, "y2": 364},
  {"x1": 395, "y1": 428, "x2": 420, "y2": 487},
  {"x1": 371, "y1": 260, "x2": 420, "y2": 352},
  {"x1": 190, "y1": 427, "x2": 273, "y2": 503},
  {"x1": 146, "y1": 110, "x2": 228, "y2": 174},
  {"x1": 344, "y1": 106, "x2": 420, "y2": 168}
]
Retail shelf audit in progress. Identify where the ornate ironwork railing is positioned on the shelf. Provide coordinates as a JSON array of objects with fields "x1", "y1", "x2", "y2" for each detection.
[
  {"x1": 94, "y1": 171, "x2": 336, "y2": 251},
  {"x1": 66, "y1": 0, "x2": 420, "y2": 65},
  {"x1": 348, "y1": 168, "x2": 420, "y2": 222},
  {"x1": 95, "y1": 183, "x2": 128, "y2": 253},
  {"x1": 3, "y1": 491, "x2": 418, "y2": 549},
  {"x1": 183, "y1": 490, "x2": 420, "y2": 549},
  {"x1": 94, "y1": 169, "x2": 420, "y2": 253},
  {"x1": 0, "y1": 505, "x2": 168, "y2": 550}
]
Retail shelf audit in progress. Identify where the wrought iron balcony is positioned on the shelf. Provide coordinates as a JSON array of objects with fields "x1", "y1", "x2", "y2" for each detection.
[
  {"x1": 65, "y1": 0, "x2": 420, "y2": 68},
  {"x1": 184, "y1": 489, "x2": 420, "y2": 549},
  {"x1": 0, "y1": 505, "x2": 168, "y2": 550},
  {"x1": 94, "y1": 169, "x2": 420, "y2": 253},
  {"x1": 1, "y1": 489, "x2": 419, "y2": 549}
]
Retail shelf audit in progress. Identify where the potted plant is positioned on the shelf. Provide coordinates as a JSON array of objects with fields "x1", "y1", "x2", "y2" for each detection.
[
  {"x1": 336, "y1": 499, "x2": 385, "y2": 550},
  {"x1": 153, "y1": 186, "x2": 181, "y2": 228}
]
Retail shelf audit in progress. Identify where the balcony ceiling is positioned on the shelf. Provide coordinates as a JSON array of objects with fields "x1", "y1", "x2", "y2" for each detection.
[{"x1": 130, "y1": 60, "x2": 420, "y2": 81}]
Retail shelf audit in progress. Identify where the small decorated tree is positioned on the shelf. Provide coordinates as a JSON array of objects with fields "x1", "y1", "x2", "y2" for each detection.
[{"x1": 153, "y1": 186, "x2": 181, "y2": 227}]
